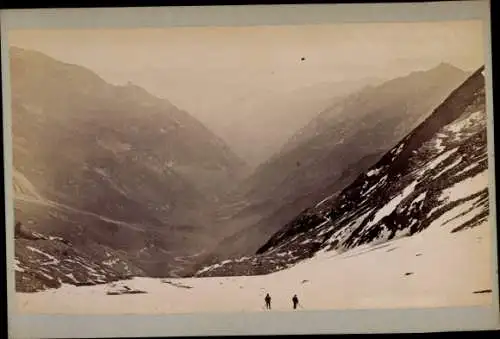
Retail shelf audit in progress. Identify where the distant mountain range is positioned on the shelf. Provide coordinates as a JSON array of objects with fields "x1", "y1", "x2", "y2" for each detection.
[
  {"x1": 196, "y1": 65, "x2": 488, "y2": 277},
  {"x1": 215, "y1": 77, "x2": 385, "y2": 167},
  {"x1": 194, "y1": 62, "x2": 471, "y2": 271}
]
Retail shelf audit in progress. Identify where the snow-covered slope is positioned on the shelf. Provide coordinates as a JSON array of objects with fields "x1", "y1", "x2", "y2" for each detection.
[
  {"x1": 196, "y1": 65, "x2": 490, "y2": 277},
  {"x1": 16, "y1": 214, "x2": 491, "y2": 313}
]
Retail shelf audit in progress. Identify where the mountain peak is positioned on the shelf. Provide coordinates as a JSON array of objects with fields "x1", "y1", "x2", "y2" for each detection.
[{"x1": 432, "y1": 62, "x2": 464, "y2": 74}]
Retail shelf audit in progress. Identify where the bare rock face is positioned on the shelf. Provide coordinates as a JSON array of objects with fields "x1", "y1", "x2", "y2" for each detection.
[{"x1": 196, "y1": 66, "x2": 488, "y2": 277}]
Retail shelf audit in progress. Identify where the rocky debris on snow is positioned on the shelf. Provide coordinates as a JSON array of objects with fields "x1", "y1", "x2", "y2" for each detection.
[
  {"x1": 106, "y1": 283, "x2": 147, "y2": 295},
  {"x1": 161, "y1": 280, "x2": 193, "y2": 289}
]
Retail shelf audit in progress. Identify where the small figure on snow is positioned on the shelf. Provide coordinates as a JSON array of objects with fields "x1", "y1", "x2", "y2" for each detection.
[
  {"x1": 292, "y1": 294, "x2": 299, "y2": 309},
  {"x1": 265, "y1": 293, "x2": 272, "y2": 309}
]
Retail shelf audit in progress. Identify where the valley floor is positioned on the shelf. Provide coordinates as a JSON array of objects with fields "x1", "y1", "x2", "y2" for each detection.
[{"x1": 16, "y1": 217, "x2": 494, "y2": 315}]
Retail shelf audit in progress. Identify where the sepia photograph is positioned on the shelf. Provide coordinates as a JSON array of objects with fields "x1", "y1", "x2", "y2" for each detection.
[{"x1": 2, "y1": 1, "x2": 498, "y2": 337}]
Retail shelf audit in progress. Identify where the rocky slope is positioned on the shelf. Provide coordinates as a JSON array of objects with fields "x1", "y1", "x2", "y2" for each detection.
[
  {"x1": 197, "y1": 63, "x2": 471, "y2": 268},
  {"x1": 195, "y1": 65, "x2": 488, "y2": 277},
  {"x1": 10, "y1": 46, "x2": 246, "y2": 278},
  {"x1": 14, "y1": 221, "x2": 142, "y2": 292}
]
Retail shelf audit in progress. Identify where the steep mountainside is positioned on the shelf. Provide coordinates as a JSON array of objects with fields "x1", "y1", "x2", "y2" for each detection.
[
  {"x1": 196, "y1": 65, "x2": 488, "y2": 277},
  {"x1": 10, "y1": 46, "x2": 246, "y2": 278},
  {"x1": 197, "y1": 63, "x2": 471, "y2": 267}
]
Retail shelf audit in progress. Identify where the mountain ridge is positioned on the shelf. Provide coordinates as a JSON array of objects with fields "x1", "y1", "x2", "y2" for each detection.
[
  {"x1": 195, "y1": 65, "x2": 488, "y2": 277},
  {"x1": 194, "y1": 61, "x2": 472, "y2": 270},
  {"x1": 10, "y1": 46, "x2": 247, "y2": 281}
]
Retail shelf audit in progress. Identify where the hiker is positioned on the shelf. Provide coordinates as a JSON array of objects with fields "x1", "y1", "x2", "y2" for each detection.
[
  {"x1": 292, "y1": 294, "x2": 299, "y2": 309},
  {"x1": 265, "y1": 293, "x2": 272, "y2": 309}
]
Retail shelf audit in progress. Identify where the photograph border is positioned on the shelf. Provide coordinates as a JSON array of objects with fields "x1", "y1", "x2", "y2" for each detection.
[{"x1": 2, "y1": 1, "x2": 499, "y2": 337}]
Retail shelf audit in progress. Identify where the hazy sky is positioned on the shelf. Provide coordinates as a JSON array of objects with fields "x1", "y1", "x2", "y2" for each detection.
[{"x1": 8, "y1": 20, "x2": 485, "y2": 164}]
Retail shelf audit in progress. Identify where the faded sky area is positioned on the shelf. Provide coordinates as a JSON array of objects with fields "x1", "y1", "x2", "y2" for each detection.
[{"x1": 8, "y1": 21, "x2": 485, "y2": 165}]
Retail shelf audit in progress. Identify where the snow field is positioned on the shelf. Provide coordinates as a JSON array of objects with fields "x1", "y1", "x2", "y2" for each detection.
[{"x1": 16, "y1": 216, "x2": 493, "y2": 315}]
